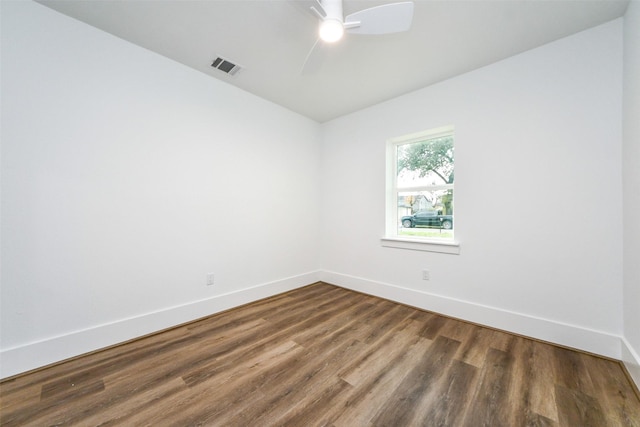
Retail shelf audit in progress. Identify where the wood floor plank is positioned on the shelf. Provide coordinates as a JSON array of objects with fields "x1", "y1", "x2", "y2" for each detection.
[
  {"x1": 416, "y1": 359, "x2": 479, "y2": 426},
  {"x1": 370, "y1": 335, "x2": 462, "y2": 426},
  {"x1": 348, "y1": 299, "x2": 404, "y2": 342},
  {"x1": 488, "y1": 327, "x2": 517, "y2": 353},
  {"x1": 417, "y1": 312, "x2": 449, "y2": 340},
  {"x1": 338, "y1": 317, "x2": 421, "y2": 386},
  {"x1": 263, "y1": 377, "x2": 353, "y2": 426},
  {"x1": 289, "y1": 299, "x2": 376, "y2": 347},
  {"x1": 330, "y1": 335, "x2": 434, "y2": 426},
  {"x1": 126, "y1": 340, "x2": 303, "y2": 426},
  {"x1": 158, "y1": 301, "x2": 371, "y2": 424},
  {"x1": 361, "y1": 303, "x2": 416, "y2": 345},
  {"x1": 555, "y1": 384, "x2": 608, "y2": 427},
  {"x1": 462, "y1": 347, "x2": 514, "y2": 427},
  {"x1": 507, "y1": 336, "x2": 559, "y2": 427},
  {"x1": 552, "y1": 345, "x2": 597, "y2": 396},
  {"x1": 450, "y1": 323, "x2": 494, "y2": 368},
  {"x1": 91, "y1": 317, "x2": 269, "y2": 410},
  {"x1": 15, "y1": 317, "x2": 265, "y2": 426},
  {"x1": 77, "y1": 377, "x2": 190, "y2": 427},
  {"x1": 527, "y1": 339, "x2": 561, "y2": 422},
  {"x1": 585, "y1": 355, "x2": 640, "y2": 427},
  {"x1": 1, "y1": 283, "x2": 639, "y2": 427},
  {"x1": 0, "y1": 382, "x2": 41, "y2": 415},
  {"x1": 205, "y1": 339, "x2": 365, "y2": 426}
]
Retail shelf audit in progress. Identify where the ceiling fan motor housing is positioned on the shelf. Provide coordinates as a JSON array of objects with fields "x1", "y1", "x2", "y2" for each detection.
[{"x1": 318, "y1": 0, "x2": 345, "y2": 42}]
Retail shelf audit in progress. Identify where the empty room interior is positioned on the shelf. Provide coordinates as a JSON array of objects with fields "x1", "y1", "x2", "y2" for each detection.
[{"x1": 1, "y1": 0, "x2": 640, "y2": 425}]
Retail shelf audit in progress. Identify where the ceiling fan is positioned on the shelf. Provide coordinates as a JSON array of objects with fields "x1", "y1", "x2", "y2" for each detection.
[{"x1": 302, "y1": 0, "x2": 414, "y2": 74}]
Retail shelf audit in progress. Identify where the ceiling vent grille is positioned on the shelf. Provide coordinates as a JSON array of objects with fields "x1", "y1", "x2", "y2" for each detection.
[{"x1": 211, "y1": 56, "x2": 241, "y2": 76}]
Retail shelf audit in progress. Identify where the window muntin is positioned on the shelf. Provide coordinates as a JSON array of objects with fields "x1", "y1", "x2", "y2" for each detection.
[{"x1": 386, "y1": 127, "x2": 454, "y2": 242}]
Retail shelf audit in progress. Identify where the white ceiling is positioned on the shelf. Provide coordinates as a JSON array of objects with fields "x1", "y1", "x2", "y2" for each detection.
[{"x1": 37, "y1": 0, "x2": 629, "y2": 123}]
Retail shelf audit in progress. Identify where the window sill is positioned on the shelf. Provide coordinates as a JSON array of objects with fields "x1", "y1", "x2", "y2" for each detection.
[{"x1": 381, "y1": 236, "x2": 460, "y2": 254}]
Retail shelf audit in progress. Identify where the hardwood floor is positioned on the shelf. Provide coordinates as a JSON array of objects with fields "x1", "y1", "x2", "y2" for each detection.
[{"x1": 1, "y1": 282, "x2": 639, "y2": 426}]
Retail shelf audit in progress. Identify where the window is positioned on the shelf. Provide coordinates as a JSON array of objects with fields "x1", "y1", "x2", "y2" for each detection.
[{"x1": 384, "y1": 126, "x2": 457, "y2": 252}]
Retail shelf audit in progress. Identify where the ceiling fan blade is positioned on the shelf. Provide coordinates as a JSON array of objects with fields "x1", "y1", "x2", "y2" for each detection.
[
  {"x1": 301, "y1": 38, "x2": 328, "y2": 75},
  {"x1": 345, "y1": 2, "x2": 414, "y2": 35}
]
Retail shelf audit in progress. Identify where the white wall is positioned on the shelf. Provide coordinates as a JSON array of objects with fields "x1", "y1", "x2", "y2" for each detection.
[
  {"x1": 623, "y1": 0, "x2": 640, "y2": 387},
  {"x1": 0, "y1": 1, "x2": 321, "y2": 378},
  {"x1": 320, "y1": 19, "x2": 624, "y2": 358}
]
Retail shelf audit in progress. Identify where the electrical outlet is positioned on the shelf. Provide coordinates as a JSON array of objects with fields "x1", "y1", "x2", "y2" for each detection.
[
  {"x1": 206, "y1": 273, "x2": 215, "y2": 286},
  {"x1": 422, "y1": 269, "x2": 430, "y2": 280}
]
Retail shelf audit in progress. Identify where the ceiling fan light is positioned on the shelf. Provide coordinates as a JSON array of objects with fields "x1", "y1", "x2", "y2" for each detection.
[{"x1": 319, "y1": 18, "x2": 344, "y2": 43}]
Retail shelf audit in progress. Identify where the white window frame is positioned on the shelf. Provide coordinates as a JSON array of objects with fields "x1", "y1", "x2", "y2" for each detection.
[{"x1": 382, "y1": 126, "x2": 460, "y2": 254}]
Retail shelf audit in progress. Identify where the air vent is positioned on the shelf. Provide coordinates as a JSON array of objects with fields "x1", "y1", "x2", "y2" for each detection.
[{"x1": 211, "y1": 56, "x2": 241, "y2": 76}]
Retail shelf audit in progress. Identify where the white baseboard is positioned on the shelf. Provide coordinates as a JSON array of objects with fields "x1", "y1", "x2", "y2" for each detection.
[
  {"x1": 2, "y1": 270, "x2": 631, "y2": 385},
  {"x1": 0, "y1": 271, "x2": 321, "y2": 380},
  {"x1": 622, "y1": 338, "x2": 640, "y2": 391},
  {"x1": 320, "y1": 271, "x2": 623, "y2": 360}
]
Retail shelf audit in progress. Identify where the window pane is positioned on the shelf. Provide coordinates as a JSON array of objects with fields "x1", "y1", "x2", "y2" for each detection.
[
  {"x1": 396, "y1": 135, "x2": 454, "y2": 188},
  {"x1": 397, "y1": 189, "x2": 454, "y2": 239}
]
